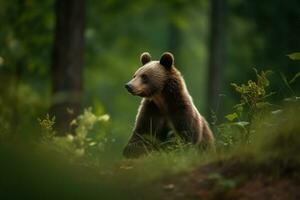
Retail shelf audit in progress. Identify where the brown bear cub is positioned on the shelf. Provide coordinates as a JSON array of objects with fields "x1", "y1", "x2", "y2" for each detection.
[{"x1": 123, "y1": 52, "x2": 214, "y2": 158}]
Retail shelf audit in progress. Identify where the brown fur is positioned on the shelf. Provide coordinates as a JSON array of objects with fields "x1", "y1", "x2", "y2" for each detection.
[{"x1": 123, "y1": 52, "x2": 214, "y2": 158}]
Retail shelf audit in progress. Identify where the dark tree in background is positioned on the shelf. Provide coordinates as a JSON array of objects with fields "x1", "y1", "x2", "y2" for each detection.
[
  {"x1": 206, "y1": 0, "x2": 226, "y2": 116},
  {"x1": 50, "y1": 0, "x2": 85, "y2": 134}
]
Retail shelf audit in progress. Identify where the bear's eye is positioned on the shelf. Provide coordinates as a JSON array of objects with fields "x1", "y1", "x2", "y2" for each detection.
[
  {"x1": 141, "y1": 74, "x2": 148, "y2": 83},
  {"x1": 133, "y1": 75, "x2": 136, "y2": 78}
]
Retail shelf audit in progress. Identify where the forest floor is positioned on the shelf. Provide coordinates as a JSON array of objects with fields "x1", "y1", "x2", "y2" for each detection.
[
  {"x1": 147, "y1": 163, "x2": 299, "y2": 200},
  {"x1": 114, "y1": 153, "x2": 300, "y2": 200},
  {"x1": 126, "y1": 159, "x2": 300, "y2": 200},
  {"x1": 1, "y1": 139, "x2": 300, "y2": 200}
]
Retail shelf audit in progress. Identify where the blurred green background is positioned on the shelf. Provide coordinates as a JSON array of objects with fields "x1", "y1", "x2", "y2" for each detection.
[{"x1": 0, "y1": 0, "x2": 299, "y2": 145}]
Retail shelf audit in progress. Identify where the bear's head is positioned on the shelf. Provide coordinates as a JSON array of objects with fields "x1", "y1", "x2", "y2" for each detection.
[{"x1": 125, "y1": 52, "x2": 175, "y2": 97}]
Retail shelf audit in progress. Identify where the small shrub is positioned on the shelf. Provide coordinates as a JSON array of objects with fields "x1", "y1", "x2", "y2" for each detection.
[
  {"x1": 39, "y1": 108, "x2": 110, "y2": 161},
  {"x1": 215, "y1": 69, "x2": 274, "y2": 148},
  {"x1": 38, "y1": 114, "x2": 56, "y2": 140}
]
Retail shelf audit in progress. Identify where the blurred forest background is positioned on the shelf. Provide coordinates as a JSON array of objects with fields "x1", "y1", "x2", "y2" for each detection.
[
  {"x1": 1, "y1": 0, "x2": 300, "y2": 199},
  {"x1": 0, "y1": 0, "x2": 299, "y2": 146}
]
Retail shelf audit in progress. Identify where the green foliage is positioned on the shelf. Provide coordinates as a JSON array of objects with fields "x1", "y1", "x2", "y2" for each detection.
[
  {"x1": 258, "y1": 104, "x2": 300, "y2": 153},
  {"x1": 38, "y1": 114, "x2": 55, "y2": 140},
  {"x1": 234, "y1": 102, "x2": 300, "y2": 176},
  {"x1": 285, "y1": 53, "x2": 300, "y2": 87},
  {"x1": 231, "y1": 69, "x2": 273, "y2": 121},
  {"x1": 225, "y1": 112, "x2": 238, "y2": 121},
  {"x1": 230, "y1": 0, "x2": 300, "y2": 94},
  {"x1": 215, "y1": 69, "x2": 275, "y2": 148},
  {"x1": 39, "y1": 108, "x2": 111, "y2": 160},
  {"x1": 287, "y1": 52, "x2": 300, "y2": 61},
  {"x1": 0, "y1": 78, "x2": 47, "y2": 138},
  {"x1": 289, "y1": 72, "x2": 300, "y2": 84}
]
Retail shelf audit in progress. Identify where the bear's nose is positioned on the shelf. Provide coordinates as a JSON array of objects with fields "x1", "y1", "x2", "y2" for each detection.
[{"x1": 125, "y1": 83, "x2": 133, "y2": 93}]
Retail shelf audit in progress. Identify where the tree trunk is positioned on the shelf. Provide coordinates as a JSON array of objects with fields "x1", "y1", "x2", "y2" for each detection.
[
  {"x1": 50, "y1": 0, "x2": 85, "y2": 134},
  {"x1": 206, "y1": 0, "x2": 226, "y2": 118}
]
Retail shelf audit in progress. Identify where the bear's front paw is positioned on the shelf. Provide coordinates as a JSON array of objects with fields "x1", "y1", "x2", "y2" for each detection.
[{"x1": 123, "y1": 143, "x2": 150, "y2": 159}]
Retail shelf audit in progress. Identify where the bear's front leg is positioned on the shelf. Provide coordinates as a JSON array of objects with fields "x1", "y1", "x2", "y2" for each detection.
[
  {"x1": 123, "y1": 99, "x2": 166, "y2": 158},
  {"x1": 169, "y1": 111, "x2": 200, "y2": 144}
]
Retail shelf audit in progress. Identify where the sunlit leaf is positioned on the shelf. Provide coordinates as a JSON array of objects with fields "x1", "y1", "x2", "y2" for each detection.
[
  {"x1": 287, "y1": 52, "x2": 300, "y2": 60},
  {"x1": 89, "y1": 142, "x2": 96, "y2": 146},
  {"x1": 66, "y1": 134, "x2": 74, "y2": 141},
  {"x1": 284, "y1": 97, "x2": 300, "y2": 102},
  {"x1": 231, "y1": 122, "x2": 250, "y2": 127},
  {"x1": 163, "y1": 184, "x2": 175, "y2": 191},
  {"x1": 225, "y1": 113, "x2": 238, "y2": 121},
  {"x1": 271, "y1": 110, "x2": 283, "y2": 115}
]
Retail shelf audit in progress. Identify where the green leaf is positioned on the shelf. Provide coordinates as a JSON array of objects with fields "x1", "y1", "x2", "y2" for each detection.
[
  {"x1": 284, "y1": 97, "x2": 300, "y2": 102},
  {"x1": 287, "y1": 52, "x2": 300, "y2": 60},
  {"x1": 234, "y1": 122, "x2": 250, "y2": 127},
  {"x1": 280, "y1": 72, "x2": 294, "y2": 95},
  {"x1": 225, "y1": 113, "x2": 238, "y2": 121},
  {"x1": 271, "y1": 110, "x2": 283, "y2": 115},
  {"x1": 289, "y1": 72, "x2": 300, "y2": 84}
]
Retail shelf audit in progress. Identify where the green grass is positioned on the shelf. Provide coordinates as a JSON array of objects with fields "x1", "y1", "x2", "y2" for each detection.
[{"x1": 1, "y1": 103, "x2": 299, "y2": 199}]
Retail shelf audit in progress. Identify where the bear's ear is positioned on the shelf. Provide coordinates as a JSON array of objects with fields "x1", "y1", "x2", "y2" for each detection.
[
  {"x1": 140, "y1": 52, "x2": 151, "y2": 65},
  {"x1": 160, "y1": 52, "x2": 174, "y2": 70}
]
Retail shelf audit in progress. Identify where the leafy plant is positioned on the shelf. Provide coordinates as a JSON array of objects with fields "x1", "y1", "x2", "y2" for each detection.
[
  {"x1": 215, "y1": 69, "x2": 274, "y2": 148},
  {"x1": 287, "y1": 52, "x2": 300, "y2": 61},
  {"x1": 231, "y1": 69, "x2": 274, "y2": 122},
  {"x1": 38, "y1": 114, "x2": 56, "y2": 140},
  {"x1": 39, "y1": 108, "x2": 110, "y2": 160}
]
